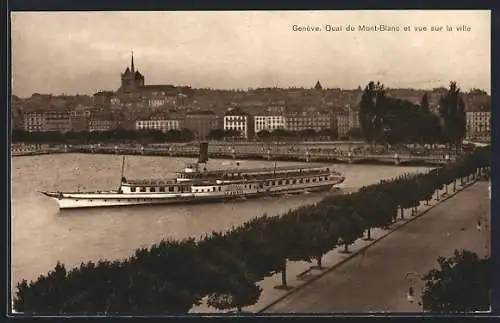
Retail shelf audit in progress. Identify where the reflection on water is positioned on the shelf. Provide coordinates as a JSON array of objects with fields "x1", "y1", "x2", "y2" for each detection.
[{"x1": 11, "y1": 153, "x2": 429, "y2": 290}]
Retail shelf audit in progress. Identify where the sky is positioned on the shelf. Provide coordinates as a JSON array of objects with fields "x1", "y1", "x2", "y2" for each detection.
[{"x1": 11, "y1": 10, "x2": 491, "y2": 97}]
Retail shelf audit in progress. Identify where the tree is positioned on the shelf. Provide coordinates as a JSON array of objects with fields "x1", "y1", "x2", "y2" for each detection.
[
  {"x1": 421, "y1": 250, "x2": 490, "y2": 312},
  {"x1": 333, "y1": 196, "x2": 366, "y2": 253},
  {"x1": 179, "y1": 128, "x2": 195, "y2": 142},
  {"x1": 224, "y1": 129, "x2": 242, "y2": 140},
  {"x1": 358, "y1": 83, "x2": 447, "y2": 145},
  {"x1": 439, "y1": 81, "x2": 466, "y2": 148},
  {"x1": 199, "y1": 238, "x2": 262, "y2": 312},
  {"x1": 353, "y1": 188, "x2": 396, "y2": 239},
  {"x1": 456, "y1": 96, "x2": 466, "y2": 149},
  {"x1": 346, "y1": 127, "x2": 363, "y2": 139},
  {"x1": 217, "y1": 215, "x2": 285, "y2": 282},
  {"x1": 271, "y1": 128, "x2": 291, "y2": 141},
  {"x1": 424, "y1": 115, "x2": 444, "y2": 145},
  {"x1": 420, "y1": 93, "x2": 430, "y2": 116},
  {"x1": 207, "y1": 129, "x2": 226, "y2": 141},
  {"x1": 299, "y1": 128, "x2": 317, "y2": 141},
  {"x1": 125, "y1": 238, "x2": 207, "y2": 314},
  {"x1": 317, "y1": 128, "x2": 337, "y2": 140},
  {"x1": 359, "y1": 81, "x2": 414, "y2": 144},
  {"x1": 309, "y1": 206, "x2": 341, "y2": 268},
  {"x1": 256, "y1": 130, "x2": 271, "y2": 141},
  {"x1": 262, "y1": 215, "x2": 298, "y2": 289}
]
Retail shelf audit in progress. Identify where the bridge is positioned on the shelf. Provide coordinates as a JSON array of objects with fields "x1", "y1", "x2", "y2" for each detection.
[{"x1": 64, "y1": 145, "x2": 457, "y2": 166}]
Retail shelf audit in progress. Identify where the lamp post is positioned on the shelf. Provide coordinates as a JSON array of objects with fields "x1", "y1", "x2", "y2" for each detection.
[
  {"x1": 404, "y1": 271, "x2": 424, "y2": 311},
  {"x1": 273, "y1": 139, "x2": 279, "y2": 175},
  {"x1": 483, "y1": 212, "x2": 490, "y2": 258},
  {"x1": 74, "y1": 166, "x2": 81, "y2": 192}
]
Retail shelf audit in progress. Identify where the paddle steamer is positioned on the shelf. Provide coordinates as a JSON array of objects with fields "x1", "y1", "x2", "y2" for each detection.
[{"x1": 41, "y1": 142, "x2": 345, "y2": 209}]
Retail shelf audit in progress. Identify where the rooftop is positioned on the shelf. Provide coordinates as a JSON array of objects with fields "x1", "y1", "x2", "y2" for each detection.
[{"x1": 224, "y1": 107, "x2": 250, "y2": 116}]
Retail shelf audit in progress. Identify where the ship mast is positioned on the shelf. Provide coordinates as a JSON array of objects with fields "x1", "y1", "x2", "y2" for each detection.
[
  {"x1": 273, "y1": 140, "x2": 278, "y2": 176},
  {"x1": 119, "y1": 155, "x2": 126, "y2": 189}
]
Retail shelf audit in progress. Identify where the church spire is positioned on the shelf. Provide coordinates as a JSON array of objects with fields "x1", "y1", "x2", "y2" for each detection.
[{"x1": 131, "y1": 50, "x2": 135, "y2": 73}]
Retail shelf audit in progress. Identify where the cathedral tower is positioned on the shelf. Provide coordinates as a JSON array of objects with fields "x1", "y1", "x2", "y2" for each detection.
[{"x1": 120, "y1": 51, "x2": 145, "y2": 93}]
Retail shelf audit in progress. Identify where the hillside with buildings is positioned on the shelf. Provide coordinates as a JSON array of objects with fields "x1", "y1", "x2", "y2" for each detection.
[{"x1": 12, "y1": 53, "x2": 491, "y2": 142}]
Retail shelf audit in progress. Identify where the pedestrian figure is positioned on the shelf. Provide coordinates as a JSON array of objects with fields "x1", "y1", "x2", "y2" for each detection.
[
  {"x1": 407, "y1": 286, "x2": 415, "y2": 303},
  {"x1": 477, "y1": 218, "x2": 482, "y2": 232}
]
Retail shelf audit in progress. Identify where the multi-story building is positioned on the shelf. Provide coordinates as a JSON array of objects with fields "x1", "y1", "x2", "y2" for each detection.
[
  {"x1": 69, "y1": 108, "x2": 92, "y2": 132},
  {"x1": 254, "y1": 114, "x2": 286, "y2": 133},
  {"x1": 285, "y1": 109, "x2": 332, "y2": 132},
  {"x1": 185, "y1": 110, "x2": 219, "y2": 139},
  {"x1": 348, "y1": 107, "x2": 360, "y2": 129},
  {"x1": 335, "y1": 106, "x2": 359, "y2": 137},
  {"x1": 135, "y1": 111, "x2": 184, "y2": 133},
  {"x1": 93, "y1": 91, "x2": 115, "y2": 107},
  {"x1": 223, "y1": 108, "x2": 254, "y2": 139},
  {"x1": 89, "y1": 111, "x2": 114, "y2": 132},
  {"x1": 43, "y1": 111, "x2": 72, "y2": 132},
  {"x1": 335, "y1": 112, "x2": 350, "y2": 137},
  {"x1": 24, "y1": 110, "x2": 72, "y2": 133},
  {"x1": 24, "y1": 111, "x2": 45, "y2": 132},
  {"x1": 24, "y1": 109, "x2": 93, "y2": 132},
  {"x1": 466, "y1": 111, "x2": 491, "y2": 140},
  {"x1": 139, "y1": 86, "x2": 178, "y2": 108}
]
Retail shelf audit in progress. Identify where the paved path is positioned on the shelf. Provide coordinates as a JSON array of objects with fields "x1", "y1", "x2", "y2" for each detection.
[{"x1": 265, "y1": 181, "x2": 491, "y2": 313}]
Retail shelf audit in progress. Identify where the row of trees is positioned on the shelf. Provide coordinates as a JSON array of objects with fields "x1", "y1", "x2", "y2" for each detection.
[
  {"x1": 14, "y1": 146, "x2": 490, "y2": 314},
  {"x1": 255, "y1": 128, "x2": 338, "y2": 141},
  {"x1": 12, "y1": 129, "x2": 195, "y2": 144},
  {"x1": 206, "y1": 128, "x2": 350, "y2": 142},
  {"x1": 206, "y1": 129, "x2": 245, "y2": 141},
  {"x1": 359, "y1": 81, "x2": 466, "y2": 145},
  {"x1": 14, "y1": 127, "x2": 355, "y2": 144}
]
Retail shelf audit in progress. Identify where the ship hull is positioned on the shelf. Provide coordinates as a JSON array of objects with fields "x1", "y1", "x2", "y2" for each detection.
[{"x1": 41, "y1": 181, "x2": 341, "y2": 210}]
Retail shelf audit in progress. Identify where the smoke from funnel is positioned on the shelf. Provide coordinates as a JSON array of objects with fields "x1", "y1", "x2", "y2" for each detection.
[{"x1": 198, "y1": 142, "x2": 209, "y2": 163}]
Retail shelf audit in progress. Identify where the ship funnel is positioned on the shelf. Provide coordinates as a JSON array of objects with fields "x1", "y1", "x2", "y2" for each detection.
[{"x1": 198, "y1": 142, "x2": 209, "y2": 163}]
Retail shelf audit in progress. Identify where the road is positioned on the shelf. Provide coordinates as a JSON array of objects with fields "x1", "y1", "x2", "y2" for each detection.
[{"x1": 264, "y1": 181, "x2": 491, "y2": 313}]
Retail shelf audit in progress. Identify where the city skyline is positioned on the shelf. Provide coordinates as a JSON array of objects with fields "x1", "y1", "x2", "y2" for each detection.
[{"x1": 11, "y1": 10, "x2": 491, "y2": 97}]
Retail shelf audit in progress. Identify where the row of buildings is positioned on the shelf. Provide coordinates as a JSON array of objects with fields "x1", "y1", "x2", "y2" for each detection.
[
  {"x1": 223, "y1": 105, "x2": 360, "y2": 139},
  {"x1": 23, "y1": 105, "x2": 491, "y2": 141},
  {"x1": 23, "y1": 104, "x2": 361, "y2": 139}
]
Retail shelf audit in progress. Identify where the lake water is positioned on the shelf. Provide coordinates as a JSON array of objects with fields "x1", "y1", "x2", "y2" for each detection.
[{"x1": 11, "y1": 153, "x2": 429, "y2": 294}]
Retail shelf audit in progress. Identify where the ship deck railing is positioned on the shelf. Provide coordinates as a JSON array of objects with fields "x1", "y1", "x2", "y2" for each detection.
[
  {"x1": 179, "y1": 165, "x2": 339, "y2": 177},
  {"x1": 199, "y1": 163, "x2": 333, "y2": 175},
  {"x1": 181, "y1": 169, "x2": 341, "y2": 179},
  {"x1": 51, "y1": 189, "x2": 120, "y2": 195},
  {"x1": 123, "y1": 179, "x2": 183, "y2": 186}
]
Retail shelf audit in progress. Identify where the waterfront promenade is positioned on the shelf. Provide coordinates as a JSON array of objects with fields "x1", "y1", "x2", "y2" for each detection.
[
  {"x1": 13, "y1": 141, "x2": 460, "y2": 166},
  {"x1": 262, "y1": 181, "x2": 490, "y2": 313}
]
